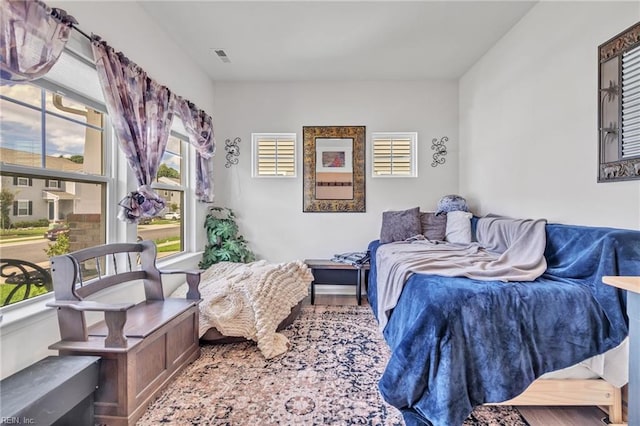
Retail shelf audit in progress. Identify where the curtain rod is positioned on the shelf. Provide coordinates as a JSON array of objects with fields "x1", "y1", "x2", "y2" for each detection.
[
  {"x1": 64, "y1": 14, "x2": 209, "y2": 117},
  {"x1": 71, "y1": 23, "x2": 92, "y2": 42}
]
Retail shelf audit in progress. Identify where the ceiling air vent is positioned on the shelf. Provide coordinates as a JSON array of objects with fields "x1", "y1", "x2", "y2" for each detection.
[{"x1": 213, "y1": 49, "x2": 231, "y2": 63}]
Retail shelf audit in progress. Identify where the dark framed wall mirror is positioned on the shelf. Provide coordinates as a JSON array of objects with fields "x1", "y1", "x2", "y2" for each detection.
[
  {"x1": 598, "y1": 21, "x2": 640, "y2": 182},
  {"x1": 303, "y1": 126, "x2": 366, "y2": 212}
]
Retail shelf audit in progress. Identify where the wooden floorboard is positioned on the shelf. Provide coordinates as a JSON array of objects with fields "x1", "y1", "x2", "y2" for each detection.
[
  {"x1": 311, "y1": 294, "x2": 612, "y2": 426},
  {"x1": 518, "y1": 406, "x2": 608, "y2": 426}
]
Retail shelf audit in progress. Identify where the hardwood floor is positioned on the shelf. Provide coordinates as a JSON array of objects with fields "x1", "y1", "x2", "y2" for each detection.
[{"x1": 311, "y1": 294, "x2": 611, "y2": 426}]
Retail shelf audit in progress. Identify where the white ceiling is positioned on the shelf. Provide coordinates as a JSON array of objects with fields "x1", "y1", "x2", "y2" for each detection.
[{"x1": 139, "y1": 1, "x2": 537, "y2": 82}]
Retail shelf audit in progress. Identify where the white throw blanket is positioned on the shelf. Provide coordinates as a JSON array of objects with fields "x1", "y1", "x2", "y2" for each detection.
[
  {"x1": 376, "y1": 217, "x2": 547, "y2": 331},
  {"x1": 171, "y1": 260, "x2": 313, "y2": 359}
]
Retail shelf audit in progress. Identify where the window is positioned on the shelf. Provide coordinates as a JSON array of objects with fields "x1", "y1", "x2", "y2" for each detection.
[
  {"x1": 14, "y1": 200, "x2": 32, "y2": 216},
  {"x1": 0, "y1": 40, "x2": 200, "y2": 309},
  {"x1": 252, "y1": 133, "x2": 296, "y2": 177},
  {"x1": 371, "y1": 132, "x2": 418, "y2": 177},
  {"x1": 0, "y1": 50, "x2": 109, "y2": 307},
  {"x1": 46, "y1": 179, "x2": 60, "y2": 189},
  {"x1": 15, "y1": 177, "x2": 31, "y2": 187},
  {"x1": 143, "y1": 132, "x2": 186, "y2": 260}
]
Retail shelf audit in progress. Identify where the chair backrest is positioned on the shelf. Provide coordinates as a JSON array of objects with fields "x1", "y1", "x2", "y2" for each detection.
[{"x1": 50, "y1": 240, "x2": 163, "y2": 303}]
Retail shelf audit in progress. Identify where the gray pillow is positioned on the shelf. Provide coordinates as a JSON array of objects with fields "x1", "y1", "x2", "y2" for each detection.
[
  {"x1": 420, "y1": 212, "x2": 447, "y2": 241},
  {"x1": 380, "y1": 207, "x2": 421, "y2": 243}
]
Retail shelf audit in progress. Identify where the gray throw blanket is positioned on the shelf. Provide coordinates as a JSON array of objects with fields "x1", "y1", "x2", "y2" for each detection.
[{"x1": 376, "y1": 217, "x2": 547, "y2": 331}]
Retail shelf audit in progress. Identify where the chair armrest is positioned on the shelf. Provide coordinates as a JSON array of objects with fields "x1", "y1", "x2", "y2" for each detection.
[
  {"x1": 46, "y1": 300, "x2": 136, "y2": 312},
  {"x1": 159, "y1": 269, "x2": 203, "y2": 300},
  {"x1": 46, "y1": 300, "x2": 136, "y2": 348}
]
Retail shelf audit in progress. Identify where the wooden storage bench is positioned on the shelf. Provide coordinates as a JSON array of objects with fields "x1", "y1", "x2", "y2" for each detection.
[{"x1": 46, "y1": 241, "x2": 202, "y2": 426}]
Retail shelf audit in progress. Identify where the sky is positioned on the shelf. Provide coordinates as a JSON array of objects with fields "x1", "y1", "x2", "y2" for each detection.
[{"x1": 0, "y1": 82, "x2": 182, "y2": 174}]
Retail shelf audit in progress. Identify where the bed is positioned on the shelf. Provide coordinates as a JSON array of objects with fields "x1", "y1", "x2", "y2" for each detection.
[
  {"x1": 368, "y1": 218, "x2": 640, "y2": 426},
  {"x1": 171, "y1": 260, "x2": 313, "y2": 359}
]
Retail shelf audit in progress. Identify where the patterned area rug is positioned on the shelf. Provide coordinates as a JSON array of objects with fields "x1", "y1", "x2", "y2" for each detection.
[{"x1": 137, "y1": 305, "x2": 529, "y2": 425}]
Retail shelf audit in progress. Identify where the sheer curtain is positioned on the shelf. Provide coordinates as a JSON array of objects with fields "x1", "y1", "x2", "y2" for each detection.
[
  {"x1": 176, "y1": 98, "x2": 216, "y2": 202},
  {"x1": 0, "y1": 0, "x2": 76, "y2": 83},
  {"x1": 92, "y1": 37, "x2": 176, "y2": 223}
]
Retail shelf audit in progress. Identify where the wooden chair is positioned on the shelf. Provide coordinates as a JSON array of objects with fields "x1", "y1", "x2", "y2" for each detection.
[{"x1": 46, "y1": 240, "x2": 202, "y2": 426}]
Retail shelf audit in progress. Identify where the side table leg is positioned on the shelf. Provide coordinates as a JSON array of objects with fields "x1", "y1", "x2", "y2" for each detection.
[
  {"x1": 356, "y1": 268, "x2": 362, "y2": 306},
  {"x1": 628, "y1": 292, "x2": 639, "y2": 426},
  {"x1": 311, "y1": 279, "x2": 315, "y2": 305}
]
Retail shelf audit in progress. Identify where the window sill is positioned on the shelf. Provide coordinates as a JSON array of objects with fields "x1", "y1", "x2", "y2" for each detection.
[{"x1": 0, "y1": 251, "x2": 203, "y2": 334}]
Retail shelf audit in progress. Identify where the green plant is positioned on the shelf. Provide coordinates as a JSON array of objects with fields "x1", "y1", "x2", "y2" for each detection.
[
  {"x1": 199, "y1": 207, "x2": 255, "y2": 269},
  {"x1": 14, "y1": 219, "x2": 50, "y2": 228},
  {"x1": 44, "y1": 233, "x2": 70, "y2": 257},
  {"x1": 0, "y1": 189, "x2": 15, "y2": 230}
]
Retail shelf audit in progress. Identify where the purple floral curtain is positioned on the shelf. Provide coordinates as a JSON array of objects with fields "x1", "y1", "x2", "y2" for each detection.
[
  {"x1": 92, "y1": 37, "x2": 176, "y2": 223},
  {"x1": 0, "y1": 0, "x2": 76, "y2": 83},
  {"x1": 176, "y1": 98, "x2": 216, "y2": 202}
]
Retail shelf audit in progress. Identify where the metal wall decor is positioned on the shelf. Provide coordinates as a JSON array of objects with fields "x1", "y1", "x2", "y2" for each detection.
[
  {"x1": 431, "y1": 136, "x2": 448, "y2": 167},
  {"x1": 225, "y1": 137, "x2": 240, "y2": 168}
]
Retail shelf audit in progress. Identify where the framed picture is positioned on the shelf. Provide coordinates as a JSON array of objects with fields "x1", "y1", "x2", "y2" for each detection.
[{"x1": 303, "y1": 126, "x2": 365, "y2": 212}]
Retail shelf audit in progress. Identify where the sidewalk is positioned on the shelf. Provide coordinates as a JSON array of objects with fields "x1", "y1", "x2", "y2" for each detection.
[{"x1": 0, "y1": 236, "x2": 44, "y2": 244}]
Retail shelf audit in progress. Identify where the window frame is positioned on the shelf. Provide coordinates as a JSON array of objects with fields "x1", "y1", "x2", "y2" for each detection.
[
  {"x1": 46, "y1": 179, "x2": 60, "y2": 189},
  {"x1": 16, "y1": 177, "x2": 30, "y2": 187},
  {"x1": 15, "y1": 200, "x2": 31, "y2": 216},
  {"x1": 147, "y1": 129, "x2": 188, "y2": 259},
  {"x1": 251, "y1": 132, "x2": 297, "y2": 178},
  {"x1": 0, "y1": 36, "x2": 202, "y2": 317},
  {"x1": 371, "y1": 131, "x2": 419, "y2": 178}
]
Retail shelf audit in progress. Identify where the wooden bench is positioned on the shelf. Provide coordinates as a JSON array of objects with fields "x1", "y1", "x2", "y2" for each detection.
[{"x1": 46, "y1": 241, "x2": 202, "y2": 426}]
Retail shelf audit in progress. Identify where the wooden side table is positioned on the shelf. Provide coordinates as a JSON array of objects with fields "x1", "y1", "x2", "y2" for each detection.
[
  {"x1": 603, "y1": 276, "x2": 639, "y2": 426},
  {"x1": 305, "y1": 259, "x2": 369, "y2": 305}
]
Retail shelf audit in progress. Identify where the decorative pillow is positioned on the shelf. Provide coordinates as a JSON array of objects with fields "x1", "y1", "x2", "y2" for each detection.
[
  {"x1": 445, "y1": 211, "x2": 473, "y2": 244},
  {"x1": 380, "y1": 207, "x2": 421, "y2": 243},
  {"x1": 420, "y1": 212, "x2": 447, "y2": 241}
]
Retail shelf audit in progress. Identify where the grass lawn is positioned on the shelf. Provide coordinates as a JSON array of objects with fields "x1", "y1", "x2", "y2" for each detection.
[
  {"x1": 156, "y1": 236, "x2": 180, "y2": 253},
  {"x1": 0, "y1": 227, "x2": 47, "y2": 241},
  {"x1": 0, "y1": 283, "x2": 50, "y2": 306}
]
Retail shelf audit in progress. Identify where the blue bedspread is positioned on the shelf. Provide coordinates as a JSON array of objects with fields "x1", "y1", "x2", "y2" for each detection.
[{"x1": 368, "y1": 222, "x2": 640, "y2": 426}]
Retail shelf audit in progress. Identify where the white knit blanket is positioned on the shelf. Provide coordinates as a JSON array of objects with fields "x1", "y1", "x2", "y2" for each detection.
[{"x1": 171, "y1": 260, "x2": 313, "y2": 359}]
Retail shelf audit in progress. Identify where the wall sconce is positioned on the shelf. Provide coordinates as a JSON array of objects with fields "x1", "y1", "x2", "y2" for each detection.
[
  {"x1": 225, "y1": 137, "x2": 240, "y2": 168},
  {"x1": 431, "y1": 136, "x2": 448, "y2": 167}
]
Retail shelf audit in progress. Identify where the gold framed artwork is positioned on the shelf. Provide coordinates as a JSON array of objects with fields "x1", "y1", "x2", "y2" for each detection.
[{"x1": 303, "y1": 126, "x2": 366, "y2": 212}]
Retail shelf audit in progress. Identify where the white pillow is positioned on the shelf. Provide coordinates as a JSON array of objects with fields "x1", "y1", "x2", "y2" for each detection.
[{"x1": 445, "y1": 211, "x2": 473, "y2": 244}]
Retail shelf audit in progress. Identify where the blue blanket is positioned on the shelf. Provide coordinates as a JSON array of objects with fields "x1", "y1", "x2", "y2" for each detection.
[{"x1": 368, "y1": 222, "x2": 640, "y2": 426}]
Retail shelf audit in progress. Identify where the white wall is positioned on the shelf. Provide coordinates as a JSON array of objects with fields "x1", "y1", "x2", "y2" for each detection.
[
  {"x1": 212, "y1": 80, "x2": 459, "y2": 261},
  {"x1": 1, "y1": 1, "x2": 216, "y2": 379},
  {"x1": 459, "y1": 1, "x2": 640, "y2": 228}
]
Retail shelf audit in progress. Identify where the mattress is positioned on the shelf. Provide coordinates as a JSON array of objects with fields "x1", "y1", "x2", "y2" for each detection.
[{"x1": 542, "y1": 337, "x2": 628, "y2": 387}]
